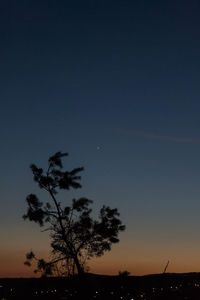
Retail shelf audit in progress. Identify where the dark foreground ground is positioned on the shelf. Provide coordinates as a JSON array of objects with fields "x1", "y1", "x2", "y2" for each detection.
[{"x1": 1, "y1": 272, "x2": 200, "y2": 300}]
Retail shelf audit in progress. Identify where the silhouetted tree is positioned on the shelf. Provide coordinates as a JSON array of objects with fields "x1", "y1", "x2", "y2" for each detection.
[
  {"x1": 118, "y1": 270, "x2": 131, "y2": 277},
  {"x1": 23, "y1": 152, "x2": 125, "y2": 276}
]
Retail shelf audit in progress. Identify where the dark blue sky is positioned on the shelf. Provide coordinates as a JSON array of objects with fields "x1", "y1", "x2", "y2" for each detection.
[{"x1": 1, "y1": 0, "x2": 200, "y2": 276}]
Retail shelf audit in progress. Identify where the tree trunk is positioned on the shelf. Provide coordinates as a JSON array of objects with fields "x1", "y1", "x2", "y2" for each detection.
[{"x1": 73, "y1": 255, "x2": 84, "y2": 276}]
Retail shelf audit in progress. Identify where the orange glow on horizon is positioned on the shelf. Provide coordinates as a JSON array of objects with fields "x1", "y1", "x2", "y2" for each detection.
[{"x1": 2, "y1": 236, "x2": 200, "y2": 278}]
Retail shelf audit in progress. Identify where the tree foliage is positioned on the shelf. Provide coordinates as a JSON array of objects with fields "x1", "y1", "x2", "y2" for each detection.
[{"x1": 23, "y1": 152, "x2": 125, "y2": 276}]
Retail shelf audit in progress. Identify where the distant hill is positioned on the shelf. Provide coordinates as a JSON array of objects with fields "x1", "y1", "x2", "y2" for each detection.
[{"x1": 1, "y1": 272, "x2": 200, "y2": 299}]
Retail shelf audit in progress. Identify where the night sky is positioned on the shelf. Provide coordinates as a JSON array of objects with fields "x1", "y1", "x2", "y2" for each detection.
[{"x1": 1, "y1": 0, "x2": 200, "y2": 277}]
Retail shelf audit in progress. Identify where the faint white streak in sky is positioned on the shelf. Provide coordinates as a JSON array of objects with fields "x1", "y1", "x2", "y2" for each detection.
[{"x1": 117, "y1": 129, "x2": 200, "y2": 144}]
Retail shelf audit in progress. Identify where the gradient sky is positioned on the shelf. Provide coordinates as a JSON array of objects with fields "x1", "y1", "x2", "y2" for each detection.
[{"x1": 1, "y1": 0, "x2": 200, "y2": 277}]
